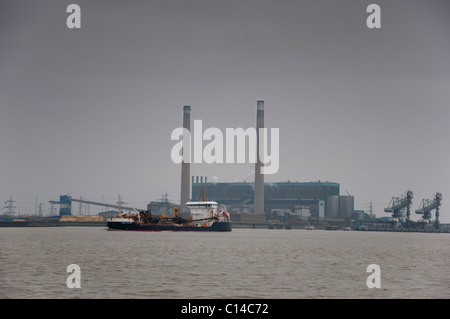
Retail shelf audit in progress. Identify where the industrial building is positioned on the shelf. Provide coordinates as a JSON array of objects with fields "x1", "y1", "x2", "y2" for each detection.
[
  {"x1": 52, "y1": 101, "x2": 355, "y2": 225},
  {"x1": 46, "y1": 101, "x2": 444, "y2": 231},
  {"x1": 191, "y1": 178, "x2": 354, "y2": 221},
  {"x1": 181, "y1": 101, "x2": 354, "y2": 223}
]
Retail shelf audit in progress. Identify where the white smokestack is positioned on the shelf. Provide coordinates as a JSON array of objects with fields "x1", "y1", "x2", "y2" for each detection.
[
  {"x1": 180, "y1": 105, "x2": 191, "y2": 213},
  {"x1": 254, "y1": 100, "x2": 264, "y2": 215}
]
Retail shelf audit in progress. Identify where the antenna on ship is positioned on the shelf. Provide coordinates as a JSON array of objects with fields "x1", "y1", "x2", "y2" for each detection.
[{"x1": 118, "y1": 194, "x2": 121, "y2": 217}]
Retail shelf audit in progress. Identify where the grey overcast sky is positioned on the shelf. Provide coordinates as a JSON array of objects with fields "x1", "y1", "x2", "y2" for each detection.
[{"x1": 1, "y1": 0, "x2": 449, "y2": 221}]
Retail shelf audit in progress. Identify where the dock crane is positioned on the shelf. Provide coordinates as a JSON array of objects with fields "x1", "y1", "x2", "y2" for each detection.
[
  {"x1": 415, "y1": 192, "x2": 442, "y2": 225},
  {"x1": 49, "y1": 195, "x2": 146, "y2": 216},
  {"x1": 384, "y1": 190, "x2": 413, "y2": 221}
]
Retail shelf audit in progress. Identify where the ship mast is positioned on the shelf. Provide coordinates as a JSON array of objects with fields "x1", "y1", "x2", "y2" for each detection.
[{"x1": 118, "y1": 194, "x2": 121, "y2": 216}]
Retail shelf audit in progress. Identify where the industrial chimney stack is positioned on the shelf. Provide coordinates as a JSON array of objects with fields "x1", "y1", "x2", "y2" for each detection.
[
  {"x1": 254, "y1": 100, "x2": 265, "y2": 215},
  {"x1": 180, "y1": 105, "x2": 191, "y2": 213}
]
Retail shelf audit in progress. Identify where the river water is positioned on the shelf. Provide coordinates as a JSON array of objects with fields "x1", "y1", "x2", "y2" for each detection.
[{"x1": 0, "y1": 227, "x2": 448, "y2": 299}]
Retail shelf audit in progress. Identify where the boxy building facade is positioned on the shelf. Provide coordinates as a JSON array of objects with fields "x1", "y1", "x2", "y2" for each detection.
[{"x1": 191, "y1": 179, "x2": 350, "y2": 220}]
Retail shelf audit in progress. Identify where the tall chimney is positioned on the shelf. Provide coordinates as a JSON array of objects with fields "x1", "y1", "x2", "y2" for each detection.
[
  {"x1": 254, "y1": 100, "x2": 264, "y2": 215},
  {"x1": 180, "y1": 105, "x2": 191, "y2": 213}
]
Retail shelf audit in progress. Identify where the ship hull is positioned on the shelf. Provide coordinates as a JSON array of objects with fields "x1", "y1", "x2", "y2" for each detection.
[{"x1": 107, "y1": 221, "x2": 232, "y2": 232}]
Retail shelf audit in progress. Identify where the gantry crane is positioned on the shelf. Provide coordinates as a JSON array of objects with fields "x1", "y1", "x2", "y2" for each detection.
[
  {"x1": 49, "y1": 195, "x2": 146, "y2": 217},
  {"x1": 415, "y1": 192, "x2": 442, "y2": 225},
  {"x1": 384, "y1": 190, "x2": 413, "y2": 221}
]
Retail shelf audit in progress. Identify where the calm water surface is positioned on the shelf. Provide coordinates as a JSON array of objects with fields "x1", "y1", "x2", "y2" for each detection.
[{"x1": 0, "y1": 227, "x2": 448, "y2": 298}]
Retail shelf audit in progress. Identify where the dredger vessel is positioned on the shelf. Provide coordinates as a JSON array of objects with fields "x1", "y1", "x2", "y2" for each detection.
[{"x1": 106, "y1": 200, "x2": 232, "y2": 232}]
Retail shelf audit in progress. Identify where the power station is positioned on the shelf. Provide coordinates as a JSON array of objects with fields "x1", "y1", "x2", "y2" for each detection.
[
  {"x1": 50, "y1": 101, "x2": 444, "y2": 231},
  {"x1": 179, "y1": 100, "x2": 356, "y2": 226},
  {"x1": 2, "y1": 99, "x2": 445, "y2": 232}
]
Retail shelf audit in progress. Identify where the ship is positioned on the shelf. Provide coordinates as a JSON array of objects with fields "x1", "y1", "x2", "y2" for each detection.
[{"x1": 106, "y1": 200, "x2": 232, "y2": 232}]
